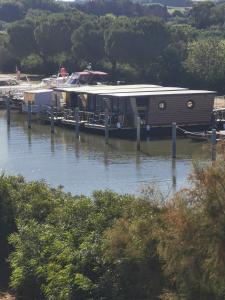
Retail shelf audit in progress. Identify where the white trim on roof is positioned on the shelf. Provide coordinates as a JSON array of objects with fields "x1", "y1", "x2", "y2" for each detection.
[
  {"x1": 54, "y1": 84, "x2": 161, "y2": 93},
  {"x1": 103, "y1": 90, "x2": 216, "y2": 98}
]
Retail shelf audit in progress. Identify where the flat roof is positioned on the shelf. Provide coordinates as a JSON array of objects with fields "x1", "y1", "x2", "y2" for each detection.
[
  {"x1": 54, "y1": 86, "x2": 187, "y2": 95},
  {"x1": 103, "y1": 90, "x2": 216, "y2": 98},
  {"x1": 24, "y1": 89, "x2": 52, "y2": 93},
  {"x1": 91, "y1": 87, "x2": 187, "y2": 95},
  {"x1": 54, "y1": 84, "x2": 161, "y2": 93}
]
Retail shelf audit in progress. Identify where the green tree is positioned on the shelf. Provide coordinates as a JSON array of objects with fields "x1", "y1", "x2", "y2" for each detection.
[
  {"x1": 71, "y1": 19, "x2": 105, "y2": 66},
  {"x1": 34, "y1": 14, "x2": 76, "y2": 57},
  {"x1": 103, "y1": 198, "x2": 164, "y2": 300},
  {"x1": 189, "y1": 1, "x2": 215, "y2": 29},
  {"x1": 105, "y1": 16, "x2": 169, "y2": 79},
  {"x1": 7, "y1": 20, "x2": 37, "y2": 58},
  {"x1": 21, "y1": 53, "x2": 44, "y2": 73},
  {"x1": 184, "y1": 38, "x2": 225, "y2": 91},
  {"x1": 21, "y1": 0, "x2": 62, "y2": 12},
  {"x1": 0, "y1": 1, "x2": 25, "y2": 22}
]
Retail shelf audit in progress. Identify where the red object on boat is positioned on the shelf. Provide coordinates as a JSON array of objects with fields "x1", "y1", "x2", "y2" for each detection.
[{"x1": 60, "y1": 67, "x2": 68, "y2": 77}]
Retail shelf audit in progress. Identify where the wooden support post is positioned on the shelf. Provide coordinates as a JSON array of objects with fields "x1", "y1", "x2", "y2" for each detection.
[
  {"x1": 75, "y1": 107, "x2": 79, "y2": 138},
  {"x1": 6, "y1": 97, "x2": 10, "y2": 125},
  {"x1": 136, "y1": 116, "x2": 141, "y2": 151},
  {"x1": 50, "y1": 105, "x2": 54, "y2": 134},
  {"x1": 172, "y1": 122, "x2": 177, "y2": 159},
  {"x1": 28, "y1": 101, "x2": 32, "y2": 129},
  {"x1": 105, "y1": 109, "x2": 109, "y2": 144},
  {"x1": 211, "y1": 128, "x2": 217, "y2": 162}
]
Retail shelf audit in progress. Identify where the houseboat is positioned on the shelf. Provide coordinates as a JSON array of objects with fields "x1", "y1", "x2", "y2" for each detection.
[
  {"x1": 52, "y1": 84, "x2": 217, "y2": 138},
  {"x1": 92, "y1": 89, "x2": 215, "y2": 137}
]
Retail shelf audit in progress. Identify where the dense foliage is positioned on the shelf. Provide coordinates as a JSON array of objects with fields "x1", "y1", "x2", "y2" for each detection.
[
  {"x1": 1, "y1": 145, "x2": 225, "y2": 299},
  {"x1": 1, "y1": 0, "x2": 225, "y2": 92}
]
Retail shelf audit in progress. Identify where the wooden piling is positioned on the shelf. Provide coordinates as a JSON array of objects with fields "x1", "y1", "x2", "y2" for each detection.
[
  {"x1": 172, "y1": 122, "x2": 176, "y2": 159},
  {"x1": 6, "y1": 97, "x2": 10, "y2": 125},
  {"x1": 211, "y1": 128, "x2": 217, "y2": 161},
  {"x1": 136, "y1": 116, "x2": 141, "y2": 151},
  {"x1": 28, "y1": 101, "x2": 32, "y2": 129},
  {"x1": 50, "y1": 105, "x2": 54, "y2": 134},
  {"x1": 105, "y1": 109, "x2": 109, "y2": 144},
  {"x1": 75, "y1": 107, "x2": 79, "y2": 138}
]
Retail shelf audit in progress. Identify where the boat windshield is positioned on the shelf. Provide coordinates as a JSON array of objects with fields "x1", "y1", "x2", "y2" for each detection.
[
  {"x1": 65, "y1": 71, "x2": 108, "y2": 85},
  {"x1": 66, "y1": 73, "x2": 80, "y2": 85}
]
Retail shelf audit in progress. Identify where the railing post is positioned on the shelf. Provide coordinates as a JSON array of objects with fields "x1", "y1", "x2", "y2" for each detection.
[
  {"x1": 105, "y1": 109, "x2": 109, "y2": 144},
  {"x1": 6, "y1": 96, "x2": 10, "y2": 125},
  {"x1": 28, "y1": 101, "x2": 32, "y2": 129},
  {"x1": 172, "y1": 122, "x2": 176, "y2": 159},
  {"x1": 75, "y1": 107, "x2": 79, "y2": 138},
  {"x1": 136, "y1": 116, "x2": 141, "y2": 151},
  {"x1": 50, "y1": 105, "x2": 54, "y2": 134},
  {"x1": 211, "y1": 128, "x2": 217, "y2": 162}
]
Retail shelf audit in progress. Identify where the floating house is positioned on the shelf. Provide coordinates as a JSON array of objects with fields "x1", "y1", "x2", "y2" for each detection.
[{"x1": 54, "y1": 84, "x2": 216, "y2": 137}]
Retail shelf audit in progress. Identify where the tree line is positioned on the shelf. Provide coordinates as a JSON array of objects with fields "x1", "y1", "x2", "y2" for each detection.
[
  {"x1": 1, "y1": 145, "x2": 225, "y2": 299},
  {"x1": 0, "y1": 0, "x2": 225, "y2": 92}
]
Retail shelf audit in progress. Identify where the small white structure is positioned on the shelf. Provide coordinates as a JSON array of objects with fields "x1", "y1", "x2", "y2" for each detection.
[{"x1": 22, "y1": 89, "x2": 57, "y2": 113}]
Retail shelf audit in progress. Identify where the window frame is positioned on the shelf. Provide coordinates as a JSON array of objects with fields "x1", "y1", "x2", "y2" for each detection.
[{"x1": 186, "y1": 99, "x2": 195, "y2": 109}]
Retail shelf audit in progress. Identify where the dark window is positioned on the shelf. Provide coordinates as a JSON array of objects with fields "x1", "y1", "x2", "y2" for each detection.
[
  {"x1": 187, "y1": 100, "x2": 195, "y2": 109},
  {"x1": 158, "y1": 101, "x2": 166, "y2": 110},
  {"x1": 112, "y1": 98, "x2": 119, "y2": 112}
]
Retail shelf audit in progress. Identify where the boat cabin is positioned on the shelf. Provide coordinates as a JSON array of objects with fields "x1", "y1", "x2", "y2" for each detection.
[
  {"x1": 98, "y1": 90, "x2": 216, "y2": 128},
  {"x1": 22, "y1": 89, "x2": 59, "y2": 113},
  {"x1": 54, "y1": 84, "x2": 182, "y2": 109},
  {"x1": 54, "y1": 85, "x2": 215, "y2": 132},
  {"x1": 65, "y1": 71, "x2": 109, "y2": 85}
]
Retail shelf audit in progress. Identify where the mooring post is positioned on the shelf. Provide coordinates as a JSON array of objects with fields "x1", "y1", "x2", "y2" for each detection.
[
  {"x1": 50, "y1": 105, "x2": 54, "y2": 134},
  {"x1": 136, "y1": 116, "x2": 141, "y2": 151},
  {"x1": 75, "y1": 107, "x2": 79, "y2": 138},
  {"x1": 211, "y1": 128, "x2": 217, "y2": 162},
  {"x1": 105, "y1": 109, "x2": 109, "y2": 144},
  {"x1": 6, "y1": 96, "x2": 10, "y2": 125},
  {"x1": 172, "y1": 122, "x2": 177, "y2": 159},
  {"x1": 28, "y1": 101, "x2": 32, "y2": 129}
]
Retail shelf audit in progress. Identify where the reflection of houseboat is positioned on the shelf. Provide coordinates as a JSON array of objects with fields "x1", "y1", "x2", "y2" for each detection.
[{"x1": 53, "y1": 84, "x2": 215, "y2": 137}]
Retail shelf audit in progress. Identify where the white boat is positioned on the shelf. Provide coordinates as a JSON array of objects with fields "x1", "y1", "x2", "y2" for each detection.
[{"x1": 41, "y1": 70, "x2": 109, "y2": 88}]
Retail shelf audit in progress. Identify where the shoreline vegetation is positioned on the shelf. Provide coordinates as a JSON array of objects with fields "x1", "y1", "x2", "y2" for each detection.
[
  {"x1": 1, "y1": 144, "x2": 225, "y2": 299},
  {"x1": 0, "y1": 0, "x2": 225, "y2": 92}
]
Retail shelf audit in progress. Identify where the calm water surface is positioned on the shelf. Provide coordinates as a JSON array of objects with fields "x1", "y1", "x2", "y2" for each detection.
[{"x1": 0, "y1": 111, "x2": 209, "y2": 196}]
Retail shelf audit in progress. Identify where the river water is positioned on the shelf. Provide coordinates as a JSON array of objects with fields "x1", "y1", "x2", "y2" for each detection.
[{"x1": 0, "y1": 111, "x2": 209, "y2": 196}]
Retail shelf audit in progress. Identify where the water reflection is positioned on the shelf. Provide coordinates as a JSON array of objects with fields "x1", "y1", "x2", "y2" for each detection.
[
  {"x1": 0, "y1": 111, "x2": 209, "y2": 196},
  {"x1": 51, "y1": 133, "x2": 55, "y2": 155},
  {"x1": 171, "y1": 159, "x2": 177, "y2": 194}
]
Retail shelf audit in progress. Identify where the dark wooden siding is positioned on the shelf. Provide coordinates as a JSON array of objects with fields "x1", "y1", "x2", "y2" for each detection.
[{"x1": 147, "y1": 94, "x2": 214, "y2": 125}]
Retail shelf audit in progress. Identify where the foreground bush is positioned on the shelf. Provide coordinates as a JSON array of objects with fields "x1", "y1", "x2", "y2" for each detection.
[{"x1": 1, "y1": 146, "x2": 225, "y2": 299}]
